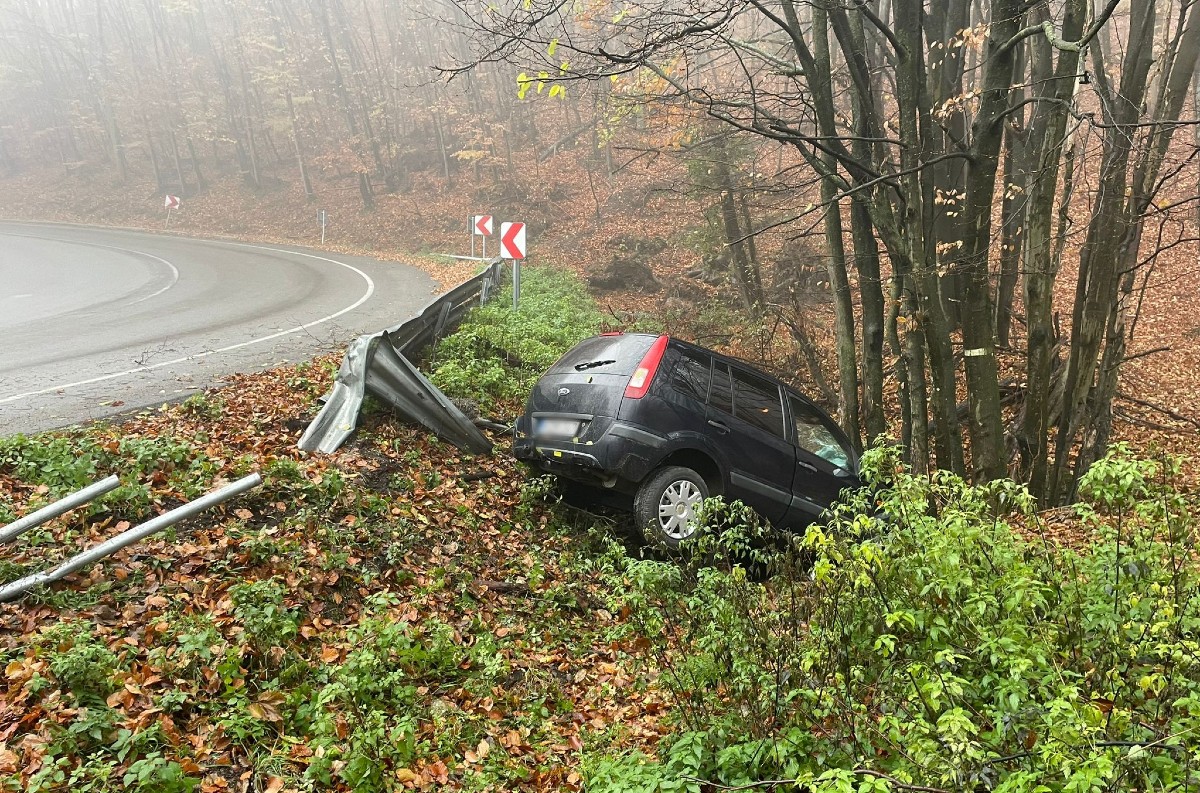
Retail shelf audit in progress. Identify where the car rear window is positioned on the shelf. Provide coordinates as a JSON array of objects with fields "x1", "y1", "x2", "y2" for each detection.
[{"x1": 547, "y1": 335, "x2": 658, "y2": 377}]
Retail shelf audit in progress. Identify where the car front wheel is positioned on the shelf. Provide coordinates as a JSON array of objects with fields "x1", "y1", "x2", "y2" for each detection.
[{"x1": 635, "y1": 466, "x2": 709, "y2": 546}]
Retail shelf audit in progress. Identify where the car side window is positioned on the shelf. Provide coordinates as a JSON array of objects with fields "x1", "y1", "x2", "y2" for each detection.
[
  {"x1": 733, "y1": 368, "x2": 784, "y2": 437},
  {"x1": 709, "y1": 362, "x2": 733, "y2": 415},
  {"x1": 789, "y1": 395, "x2": 850, "y2": 468},
  {"x1": 669, "y1": 349, "x2": 711, "y2": 403}
]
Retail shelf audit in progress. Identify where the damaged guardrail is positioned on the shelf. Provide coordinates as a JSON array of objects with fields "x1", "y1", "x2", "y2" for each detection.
[
  {"x1": 0, "y1": 475, "x2": 120, "y2": 543},
  {"x1": 0, "y1": 473, "x2": 263, "y2": 603},
  {"x1": 298, "y1": 257, "x2": 504, "y2": 455}
]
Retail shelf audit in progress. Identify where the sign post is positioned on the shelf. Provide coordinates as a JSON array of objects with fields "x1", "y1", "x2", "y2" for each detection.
[
  {"x1": 318, "y1": 209, "x2": 327, "y2": 244},
  {"x1": 500, "y1": 221, "x2": 526, "y2": 310},
  {"x1": 473, "y1": 214, "x2": 493, "y2": 260},
  {"x1": 164, "y1": 195, "x2": 180, "y2": 228}
]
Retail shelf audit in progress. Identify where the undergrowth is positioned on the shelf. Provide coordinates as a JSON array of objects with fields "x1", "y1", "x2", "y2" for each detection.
[{"x1": 584, "y1": 443, "x2": 1200, "y2": 793}]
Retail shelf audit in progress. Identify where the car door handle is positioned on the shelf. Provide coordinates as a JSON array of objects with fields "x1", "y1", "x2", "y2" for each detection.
[
  {"x1": 707, "y1": 419, "x2": 729, "y2": 434},
  {"x1": 797, "y1": 460, "x2": 818, "y2": 474}
]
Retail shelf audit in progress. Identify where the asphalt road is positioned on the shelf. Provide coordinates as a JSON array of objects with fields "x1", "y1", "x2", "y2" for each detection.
[{"x1": 0, "y1": 222, "x2": 438, "y2": 436}]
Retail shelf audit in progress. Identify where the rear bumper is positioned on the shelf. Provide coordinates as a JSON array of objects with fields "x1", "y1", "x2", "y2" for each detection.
[{"x1": 513, "y1": 419, "x2": 666, "y2": 489}]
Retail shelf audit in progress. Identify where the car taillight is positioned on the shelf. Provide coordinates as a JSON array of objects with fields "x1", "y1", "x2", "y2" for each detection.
[{"x1": 625, "y1": 335, "x2": 669, "y2": 399}]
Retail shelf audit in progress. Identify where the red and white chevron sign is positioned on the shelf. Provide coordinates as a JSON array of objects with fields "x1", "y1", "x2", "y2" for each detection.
[
  {"x1": 164, "y1": 195, "x2": 181, "y2": 210},
  {"x1": 473, "y1": 214, "x2": 492, "y2": 236},
  {"x1": 500, "y1": 222, "x2": 526, "y2": 259}
]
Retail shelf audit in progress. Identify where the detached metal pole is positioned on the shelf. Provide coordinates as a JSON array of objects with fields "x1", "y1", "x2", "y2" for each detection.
[
  {"x1": 0, "y1": 475, "x2": 120, "y2": 544},
  {"x1": 0, "y1": 473, "x2": 262, "y2": 603}
]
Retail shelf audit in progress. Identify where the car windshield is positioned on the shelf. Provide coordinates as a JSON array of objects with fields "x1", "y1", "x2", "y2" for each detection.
[{"x1": 789, "y1": 395, "x2": 850, "y2": 469}]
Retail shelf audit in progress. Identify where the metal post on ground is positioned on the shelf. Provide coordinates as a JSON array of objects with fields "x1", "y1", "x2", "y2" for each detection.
[
  {"x1": 470, "y1": 217, "x2": 476, "y2": 259},
  {"x1": 0, "y1": 475, "x2": 121, "y2": 544},
  {"x1": 0, "y1": 473, "x2": 263, "y2": 603}
]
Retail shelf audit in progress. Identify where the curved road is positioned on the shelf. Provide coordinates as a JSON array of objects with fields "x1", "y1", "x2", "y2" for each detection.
[{"x1": 0, "y1": 222, "x2": 438, "y2": 436}]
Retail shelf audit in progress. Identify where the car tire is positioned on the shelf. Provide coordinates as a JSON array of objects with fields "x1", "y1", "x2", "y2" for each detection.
[{"x1": 635, "y1": 466, "x2": 709, "y2": 547}]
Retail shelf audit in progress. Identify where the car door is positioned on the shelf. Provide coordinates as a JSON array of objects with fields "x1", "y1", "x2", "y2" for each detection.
[
  {"x1": 784, "y1": 392, "x2": 858, "y2": 525},
  {"x1": 705, "y1": 362, "x2": 795, "y2": 524}
]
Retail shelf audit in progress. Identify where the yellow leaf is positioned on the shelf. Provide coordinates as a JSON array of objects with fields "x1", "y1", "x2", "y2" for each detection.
[{"x1": 548, "y1": 38, "x2": 558, "y2": 57}]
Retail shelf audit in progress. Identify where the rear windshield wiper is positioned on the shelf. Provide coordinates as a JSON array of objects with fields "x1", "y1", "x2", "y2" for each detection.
[{"x1": 574, "y1": 359, "x2": 617, "y2": 371}]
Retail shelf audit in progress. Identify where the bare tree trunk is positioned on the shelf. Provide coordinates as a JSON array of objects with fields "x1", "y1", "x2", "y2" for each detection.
[
  {"x1": 1050, "y1": 0, "x2": 1159, "y2": 502},
  {"x1": 886, "y1": 0, "x2": 964, "y2": 475},
  {"x1": 143, "y1": 114, "x2": 163, "y2": 191},
  {"x1": 187, "y1": 135, "x2": 205, "y2": 192},
  {"x1": 852, "y1": 202, "x2": 887, "y2": 445},
  {"x1": 1080, "y1": 0, "x2": 1200, "y2": 481},
  {"x1": 1018, "y1": 0, "x2": 1085, "y2": 496},
  {"x1": 948, "y1": 0, "x2": 1024, "y2": 481},
  {"x1": 994, "y1": 40, "x2": 1027, "y2": 348},
  {"x1": 169, "y1": 129, "x2": 187, "y2": 193},
  {"x1": 288, "y1": 90, "x2": 315, "y2": 199},
  {"x1": 812, "y1": 3, "x2": 861, "y2": 448}
]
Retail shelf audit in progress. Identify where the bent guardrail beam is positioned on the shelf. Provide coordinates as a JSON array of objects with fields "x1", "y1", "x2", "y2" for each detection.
[
  {"x1": 0, "y1": 473, "x2": 263, "y2": 603},
  {"x1": 298, "y1": 257, "x2": 503, "y2": 454},
  {"x1": 0, "y1": 475, "x2": 121, "y2": 544}
]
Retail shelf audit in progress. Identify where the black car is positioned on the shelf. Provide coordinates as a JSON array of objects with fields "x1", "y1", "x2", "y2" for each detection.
[{"x1": 513, "y1": 333, "x2": 861, "y2": 544}]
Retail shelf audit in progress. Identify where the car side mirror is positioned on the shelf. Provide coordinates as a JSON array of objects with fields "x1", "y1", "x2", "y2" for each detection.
[{"x1": 833, "y1": 467, "x2": 850, "y2": 478}]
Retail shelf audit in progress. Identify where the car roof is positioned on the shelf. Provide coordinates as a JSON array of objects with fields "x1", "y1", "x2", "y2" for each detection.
[{"x1": 587, "y1": 333, "x2": 827, "y2": 411}]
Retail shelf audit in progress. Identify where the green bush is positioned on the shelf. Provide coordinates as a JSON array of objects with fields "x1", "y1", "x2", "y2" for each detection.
[
  {"x1": 587, "y1": 445, "x2": 1200, "y2": 793},
  {"x1": 302, "y1": 614, "x2": 442, "y2": 791},
  {"x1": 430, "y1": 266, "x2": 602, "y2": 406},
  {"x1": 229, "y1": 578, "x2": 299, "y2": 654},
  {"x1": 35, "y1": 621, "x2": 121, "y2": 706}
]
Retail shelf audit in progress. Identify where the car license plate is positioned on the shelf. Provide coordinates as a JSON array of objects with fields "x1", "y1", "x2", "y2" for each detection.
[{"x1": 535, "y1": 418, "x2": 581, "y2": 438}]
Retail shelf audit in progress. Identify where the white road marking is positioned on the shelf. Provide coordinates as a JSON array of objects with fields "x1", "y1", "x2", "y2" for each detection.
[
  {"x1": 129, "y1": 252, "x2": 180, "y2": 304},
  {"x1": 0, "y1": 242, "x2": 375, "y2": 405},
  {"x1": 0, "y1": 230, "x2": 182, "y2": 305}
]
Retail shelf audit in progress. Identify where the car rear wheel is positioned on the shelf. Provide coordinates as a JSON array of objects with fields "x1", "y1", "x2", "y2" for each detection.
[{"x1": 635, "y1": 466, "x2": 709, "y2": 546}]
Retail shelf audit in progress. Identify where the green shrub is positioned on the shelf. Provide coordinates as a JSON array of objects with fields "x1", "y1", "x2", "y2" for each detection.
[
  {"x1": 180, "y1": 392, "x2": 224, "y2": 420},
  {"x1": 229, "y1": 578, "x2": 299, "y2": 654},
  {"x1": 0, "y1": 435, "x2": 100, "y2": 494},
  {"x1": 430, "y1": 266, "x2": 602, "y2": 406},
  {"x1": 302, "y1": 615, "x2": 435, "y2": 791},
  {"x1": 35, "y1": 621, "x2": 121, "y2": 706},
  {"x1": 586, "y1": 445, "x2": 1200, "y2": 793}
]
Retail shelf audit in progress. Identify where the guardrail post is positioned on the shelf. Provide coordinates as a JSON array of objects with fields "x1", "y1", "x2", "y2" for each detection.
[
  {"x1": 0, "y1": 475, "x2": 121, "y2": 544},
  {"x1": 0, "y1": 474, "x2": 263, "y2": 602}
]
